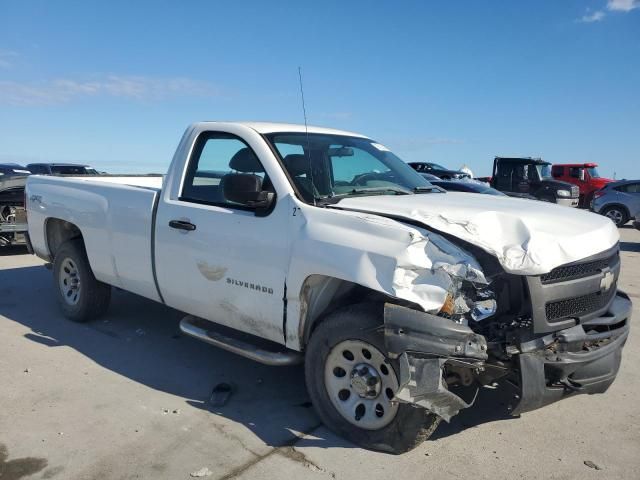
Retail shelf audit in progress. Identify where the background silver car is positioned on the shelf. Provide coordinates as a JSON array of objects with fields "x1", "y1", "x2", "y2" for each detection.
[{"x1": 591, "y1": 180, "x2": 640, "y2": 227}]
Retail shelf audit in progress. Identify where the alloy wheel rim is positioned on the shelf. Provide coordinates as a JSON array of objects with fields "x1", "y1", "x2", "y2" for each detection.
[
  {"x1": 58, "y1": 258, "x2": 81, "y2": 305},
  {"x1": 324, "y1": 339, "x2": 399, "y2": 430},
  {"x1": 606, "y1": 209, "x2": 623, "y2": 225}
]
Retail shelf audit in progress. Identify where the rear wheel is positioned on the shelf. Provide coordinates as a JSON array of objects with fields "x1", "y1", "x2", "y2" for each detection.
[
  {"x1": 53, "y1": 239, "x2": 111, "y2": 322},
  {"x1": 305, "y1": 303, "x2": 441, "y2": 454},
  {"x1": 602, "y1": 206, "x2": 628, "y2": 227}
]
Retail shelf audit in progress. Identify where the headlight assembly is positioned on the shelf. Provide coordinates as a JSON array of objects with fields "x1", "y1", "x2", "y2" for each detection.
[{"x1": 556, "y1": 189, "x2": 571, "y2": 198}]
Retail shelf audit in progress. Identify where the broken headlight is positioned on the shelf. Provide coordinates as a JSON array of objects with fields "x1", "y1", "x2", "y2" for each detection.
[{"x1": 438, "y1": 271, "x2": 497, "y2": 324}]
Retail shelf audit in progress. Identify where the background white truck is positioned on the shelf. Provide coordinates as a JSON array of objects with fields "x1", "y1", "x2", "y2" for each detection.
[{"x1": 26, "y1": 122, "x2": 631, "y2": 453}]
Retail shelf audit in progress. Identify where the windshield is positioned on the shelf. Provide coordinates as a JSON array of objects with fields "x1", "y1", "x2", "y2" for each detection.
[
  {"x1": 51, "y1": 166, "x2": 95, "y2": 175},
  {"x1": 265, "y1": 133, "x2": 436, "y2": 204},
  {"x1": 429, "y1": 163, "x2": 447, "y2": 170},
  {"x1": 535, "y1": 164, "x2": 552, "y2": 179},
  {"x1": 587, "y1": 167, "x2": 600, "y2": 178}
]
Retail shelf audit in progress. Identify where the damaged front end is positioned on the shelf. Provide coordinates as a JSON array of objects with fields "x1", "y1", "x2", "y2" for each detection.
[
  {"x1": 384, "y1": 304, "x2": 489, "y2": 421},
  {"x1": 383, "y1": 243, "x2": 632, "y2": 424}
]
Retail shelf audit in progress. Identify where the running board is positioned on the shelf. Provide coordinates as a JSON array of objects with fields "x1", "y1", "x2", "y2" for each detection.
[{"x1": 179, "y1": 315, "x2": 304, "y2": 366}]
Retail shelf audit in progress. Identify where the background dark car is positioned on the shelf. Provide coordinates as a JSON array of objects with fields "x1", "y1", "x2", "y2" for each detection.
[
  {"x1": 0, "y1": 163, "x2": 31, "y2": 176},
  {"x1": 424, "y1": 176, "x2": 506, "y2": 196},
  {"x1": 409, "y1": 161, "x2": 470, "y2": 180},
  {"x1": 26, "y1": 163, "x2": 99, "y2": 175}
]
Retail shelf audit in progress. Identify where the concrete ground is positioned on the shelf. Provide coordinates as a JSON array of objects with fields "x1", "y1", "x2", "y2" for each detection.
[{"x1": 1, "y1": 227, "x2": 639, "y2": 480}]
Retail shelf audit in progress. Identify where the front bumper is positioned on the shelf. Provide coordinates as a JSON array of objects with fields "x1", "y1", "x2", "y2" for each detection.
[
  {"x1": 512, "y1": 292, "x2": 631, "y2": 414},
  {"x1": 384, "y1": 292, "x2": 631, "y2": 421},
  {"x1": 557, "y1": 197, "x2": 579, "y2": 208}
]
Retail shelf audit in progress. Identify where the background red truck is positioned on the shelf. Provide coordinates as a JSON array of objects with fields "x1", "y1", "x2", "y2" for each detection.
[{"x1": 551, "y1": 163, "x2": 613, "y2": 208}]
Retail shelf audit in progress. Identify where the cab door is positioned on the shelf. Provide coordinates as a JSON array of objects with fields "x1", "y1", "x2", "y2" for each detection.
[{"x1": 154, "y1": 131, "x2": 292, "y2": 344}]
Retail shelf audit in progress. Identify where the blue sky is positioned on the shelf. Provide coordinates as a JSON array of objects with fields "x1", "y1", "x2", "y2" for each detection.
[{"x1": 0, "y1": 0, "x2": 638, "y2": 178}]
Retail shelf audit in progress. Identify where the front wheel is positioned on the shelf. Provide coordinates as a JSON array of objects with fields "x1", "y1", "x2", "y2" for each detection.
[
  {"x1": 305, "y1": 303, "x2": 441, "y2": 454},
  {"x1": 53, "y1": 239, "x2": 111, "y2": 322}
]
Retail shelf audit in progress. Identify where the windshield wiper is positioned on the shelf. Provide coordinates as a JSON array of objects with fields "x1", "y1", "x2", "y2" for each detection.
[
  {"x1": 314, "y1": 186, "x2": 413, "y2": 206},
  {"x1": 413, "y1": 186, "x2": 442, "y2": 193},
  {"x1": 342, "y1": 186, "x2": 413, "y2": 196}
]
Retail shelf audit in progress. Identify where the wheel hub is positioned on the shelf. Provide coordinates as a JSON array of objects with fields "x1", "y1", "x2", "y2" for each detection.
[
  {"x1": 58, "y1": 257, "x2": 81, "y2": 306},
  {"x1": 324, "y1": 339, "x2": 400, "y2": 430},
  {"x1": 350, "y1": 363, "x2": 381, "y2": 398}
]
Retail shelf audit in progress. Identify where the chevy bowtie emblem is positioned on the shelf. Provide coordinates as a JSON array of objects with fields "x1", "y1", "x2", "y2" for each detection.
[{"x1": 600, "y1": 271, "x2": 614, "y2": 292}]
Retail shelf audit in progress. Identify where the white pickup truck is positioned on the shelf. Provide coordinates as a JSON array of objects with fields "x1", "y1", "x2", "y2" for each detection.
[{"x1": 26, "y1": 122, "x2": 631, "y2": 453}]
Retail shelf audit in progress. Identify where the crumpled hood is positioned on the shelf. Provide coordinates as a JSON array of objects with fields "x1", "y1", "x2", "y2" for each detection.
[{"x1": 336, "y1": 192, "x2": 619, "y2": 275}]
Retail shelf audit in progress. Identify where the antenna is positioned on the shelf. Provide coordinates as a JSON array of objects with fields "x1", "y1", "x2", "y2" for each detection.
[{"x1": 298, "y1": 66, "x2": 316, "y2": 205}]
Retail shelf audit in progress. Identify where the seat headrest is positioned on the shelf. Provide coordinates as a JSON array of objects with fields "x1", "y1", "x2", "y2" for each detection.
[
  {"x1": 283, "y1": 154, "x2": 311, "y2": 177},
  {"x1": 229, "y1": 148, "x2": 264, "y2": 173}
]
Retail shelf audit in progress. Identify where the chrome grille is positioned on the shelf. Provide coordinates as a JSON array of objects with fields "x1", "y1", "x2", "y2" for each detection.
[
  {"x1": 546, "y1": 287, "x2": 616, "y2": 321},
  {"x1": 525, "y1": 246, "x2": 620, "y2": 333},
  {"x1": 571, "y1": 185, "x2": 579, "y2": 197},
  {"x1": 540, "y1": 251, "x2": 619, "y2": 284}
]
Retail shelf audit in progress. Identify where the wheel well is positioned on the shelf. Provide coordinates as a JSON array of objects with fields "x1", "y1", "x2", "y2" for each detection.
[
  {"x1": 602, "y1": 204, "x2": 630, "y2": 216},
  {"x1": 45, "y1": 218, "x2": 83, "y2": 259},
  {"x1": 299, "y1": 275, "x2": 410, "y2": 349}
]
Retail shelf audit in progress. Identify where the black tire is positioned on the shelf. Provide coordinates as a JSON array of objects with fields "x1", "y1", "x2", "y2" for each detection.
[
  {"x1": 305, "y1": 303, "x2": 441, "y2": 454},
  {"x1": 602, "y1": 206, "x2": 629, "y2": 227},
  {"x1": 52, "y1": 239, "x2": 111, "y2": 322}
]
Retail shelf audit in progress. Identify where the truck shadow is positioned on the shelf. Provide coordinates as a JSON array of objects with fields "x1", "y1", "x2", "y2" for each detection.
[
  {"x1": 0, "y1": 245, "x2": 29, "y2": 256},
  {"x1": 1, "y1": 263, "x2": 520, "y2": 452}
]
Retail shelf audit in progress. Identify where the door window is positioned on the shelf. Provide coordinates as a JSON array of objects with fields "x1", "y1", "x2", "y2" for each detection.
[
  {"x1": 620, "y1": 183, "x2": 640, "y2": 193},
  {"x1": 569, "y1": 167, "x2": 582, "y2": 179},
  {"x1": 181, "y1": 133, "x2": 270, "y2": 208}
]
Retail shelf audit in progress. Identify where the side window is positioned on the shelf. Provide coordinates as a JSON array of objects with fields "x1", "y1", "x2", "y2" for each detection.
[
  {"x1": 569, "y1": 167, "x2": 581, "y2": 179},
  {"x1": 181, "y1": 133, "x2": 269, "y2": 208},
  {"x1": 626, "y1": 183, "x2": 640, "y2": 193},
  {"x1": 551, "y1": 166, "x2": 563, "y2": 177}
]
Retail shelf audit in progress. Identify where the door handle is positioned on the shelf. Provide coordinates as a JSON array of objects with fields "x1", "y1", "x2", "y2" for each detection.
[{"x1": 169, "y1": 220, "x2": 196, "y2": 231}]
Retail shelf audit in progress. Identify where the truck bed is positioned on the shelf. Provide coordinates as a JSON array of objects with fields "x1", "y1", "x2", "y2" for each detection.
[{"x1": 26, "y1": 174, "x2": 164, "y2": 302}]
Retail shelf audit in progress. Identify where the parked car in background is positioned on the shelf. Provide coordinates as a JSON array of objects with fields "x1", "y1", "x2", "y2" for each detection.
[
  {"x1": 420, "y1": 172, "x2": 441, "y2": 181},
  {"x1": 425, "y1": 177, "x2": 506, "y2": 196},
  {"x1": 489, "y1": 157, "x2": 579, "y2": 207},
  {"x1": 591, "y1": 180, "x2": 640, "y2": 227},
  {"x1": 0, "y1": 171, "x2": 29, "y2": 246},
  {"x1": 408, "y1": 162, "x2": 470, "y2": 179},
  {"x1": 551, "y1": 163, "x2": 613, "y2": 208},
  {"x1": 0, "y1": 163, "x2": 31, "y2": 176},
  {"x1": 26, "y1": 163, "x2": 99, "y2": 175}
]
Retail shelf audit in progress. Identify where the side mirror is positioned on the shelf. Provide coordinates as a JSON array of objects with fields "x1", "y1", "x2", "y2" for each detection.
[
  {"x1": 579, "y1": 169, "x2": 586, "y2": 182},
  {"x1": 222, "y1": 173, "x2": 275, "y2": 216}
]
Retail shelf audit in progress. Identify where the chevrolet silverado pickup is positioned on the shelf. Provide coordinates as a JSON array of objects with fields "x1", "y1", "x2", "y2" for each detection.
[{"x1": 26, "y1": 122, "x2": 631, "y2": 453}]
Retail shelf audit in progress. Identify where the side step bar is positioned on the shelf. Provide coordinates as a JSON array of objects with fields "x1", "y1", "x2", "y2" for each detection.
[{"x1": 179, "y1": 315, "x2": 304, "y2": 367}]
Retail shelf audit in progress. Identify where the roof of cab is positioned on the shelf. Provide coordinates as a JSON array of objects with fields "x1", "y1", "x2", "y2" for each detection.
[
  {"x1": 194, "y1": 121, "x2": 367, "y2": 138},
  {"x1": 553, "y1": 163, "x2": 599, "y2": 168}
]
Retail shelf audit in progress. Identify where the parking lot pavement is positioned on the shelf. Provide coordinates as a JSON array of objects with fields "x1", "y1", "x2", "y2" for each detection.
[{"x1": 1, "y1": 227, "x2": 639, "y2": 480}]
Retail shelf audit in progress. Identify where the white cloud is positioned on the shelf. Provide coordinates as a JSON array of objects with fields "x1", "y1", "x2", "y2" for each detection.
[
  {"x1": 578, "y1": 0, "x2": 639, "y2": 23},
  {"x1": 580, "y1": 10, "x2": 606, "y2": 22},
  {"x1": 0, "y1": 50, "x2": 18, "y2": 69},
  {"x1": 0, "y1": 75, "x2": 220, "y2": 106},
  {"x1": 607, "y1": 0, "x2": 640, "y2": 12}
]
